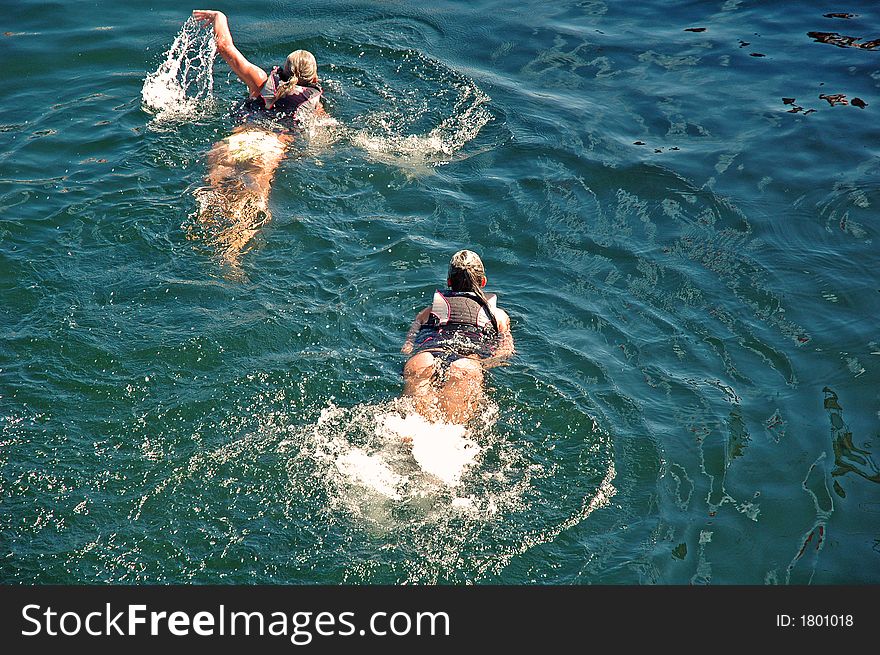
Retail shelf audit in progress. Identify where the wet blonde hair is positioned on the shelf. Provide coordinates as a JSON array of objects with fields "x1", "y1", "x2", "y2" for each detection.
[
  {"x1": 284, "y1": 50, "x2": 318, "y2": 84},
  {"x1": 448, "y1": 249, "x2": 498, "y2": 331},
  {"x1": 274, "y1": 50, "x2": 319, "y2": 101},
  {"x1": 448, "y1": 250, "x2": 486, "y2": 295}
]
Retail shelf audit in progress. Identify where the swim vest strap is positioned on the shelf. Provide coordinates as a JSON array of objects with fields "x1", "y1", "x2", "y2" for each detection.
[
  {"x1": 430, "y1": 290, "x2": 499, "y2": 334},
  {"x1": 260, "y1": 66, "x2": 323, "y2": 110}
]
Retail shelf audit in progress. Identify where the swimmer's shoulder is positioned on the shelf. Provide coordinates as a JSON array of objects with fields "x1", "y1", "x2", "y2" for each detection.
[{"x1": 493, "y1": 306, "x2": 511, "y2": 332}]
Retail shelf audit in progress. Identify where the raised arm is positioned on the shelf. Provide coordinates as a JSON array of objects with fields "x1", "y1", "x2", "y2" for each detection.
[
  {"x1": 401, "y1": 306, "x2": 431, "y2": 354},
  {"x1": 192, "y1": 10, "x2": 268, "y2": 97}
]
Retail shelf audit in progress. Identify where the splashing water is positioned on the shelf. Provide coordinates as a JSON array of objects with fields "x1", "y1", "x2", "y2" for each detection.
[
  {"x1": 349, "y1": 82, "x2": 491, "y2": 166},
  {"x1": 310, "y1": 400, "x2": 485, "y2": 500},
  {"x1": 332, "y1": 47, "x2": 494, "y2": 168},
  {"x1": 276, "y1": 397, "x2": 615, "y2": 582},
  {"x1": 289, "y1": 399, "x2": 500, "y2": 515},
  {"x1": 378, "y1": 411, "x2": 480, "y2": 487},
  {"x1": 142, "y1": 16, "x2": 217, "y2": 122}
]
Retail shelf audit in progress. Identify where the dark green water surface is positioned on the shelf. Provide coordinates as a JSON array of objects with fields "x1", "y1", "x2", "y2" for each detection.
[{"x1": 1, "y1": 0, "x2": 878, "y2": 584}]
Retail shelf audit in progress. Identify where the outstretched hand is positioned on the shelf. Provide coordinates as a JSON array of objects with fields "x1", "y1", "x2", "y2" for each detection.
[
  {"x1": 192, "y1": 10, "x2": 223, "y2": 26},
  {"x1": 189, "y1": 9, "x2": 265, "y2": 96}
]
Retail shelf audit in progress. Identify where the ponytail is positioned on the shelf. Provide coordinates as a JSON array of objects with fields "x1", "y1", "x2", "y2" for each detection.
[
  {"x1": 447, "y1": 250, "x2": 498, "y2": 333},
  {"x1": 274, "y1": 76, "x2": 301, "y2": 101}
]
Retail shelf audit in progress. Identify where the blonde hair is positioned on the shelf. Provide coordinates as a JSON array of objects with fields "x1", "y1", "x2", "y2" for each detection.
[
  {"x1": 448, "y1": 250, "x2": 486, "y2": 295},
  {"x1": 284, "y1": 50, "x2": 318, "y2": 84},
  {"x1": 447, "y1": 249, "x2": 498, "y2": 331},
  {"x1": 274, "y1": 50, "x2": 319, "y2": 101}
]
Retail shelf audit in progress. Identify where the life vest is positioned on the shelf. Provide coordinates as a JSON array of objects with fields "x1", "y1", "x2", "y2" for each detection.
[
  {"x1": 413, "y1": 290, "x2": 500, "y2": 358},
  {"x1": 425, "y1": 290, "x2": 498, "y2": 333},
  {"x1": 252, "y1": 66, "x2": 322, "y2": 116}
]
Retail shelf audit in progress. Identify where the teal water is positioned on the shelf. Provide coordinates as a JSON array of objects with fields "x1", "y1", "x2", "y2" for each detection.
[{"x1": 1, "y1": 0, "x2": 878, "y2": 584}]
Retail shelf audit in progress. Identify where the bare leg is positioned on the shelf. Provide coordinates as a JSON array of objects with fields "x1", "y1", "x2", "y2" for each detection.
[
  {"x1": 403, "y1": 351, "x2": 441, "y2": 422},
  {"x1": 436, "y1": 358, "x2": 484, "y2": 424},
  {"x1": 191, "y1": 125, "x2": 291, "y2": 267}
]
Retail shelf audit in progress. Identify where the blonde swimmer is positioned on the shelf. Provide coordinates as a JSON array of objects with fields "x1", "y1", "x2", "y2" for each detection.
[
  {"x1": 190, "y1": 10, "x2": 328, "y2": 266},
  {"x1": 401, "y1": 250, "x2": 514, "y2": 425}
]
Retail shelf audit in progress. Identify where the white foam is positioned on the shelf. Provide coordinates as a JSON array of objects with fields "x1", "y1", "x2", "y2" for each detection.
[
  {"x1": 142, "y1": 16, "x2": 217, "y2": 123},
  {"x1": 335, "y1": 447, "x2": 406, "y2": 499},
  {"x1": 225, "y1": 129, "x2": 287, "y2": 162},
  {"x1": 291, "y1": 398, "x2": 531, "y2": 543},
  {"x1": 376, "y1": 412, "x2": 480, "y2": 487},
  {"x1": 351, "y1": 131, "x2": 448, "y2": 158},
  {"x1": 349, "y1": 82, "x2": 491, "y2": 167}
]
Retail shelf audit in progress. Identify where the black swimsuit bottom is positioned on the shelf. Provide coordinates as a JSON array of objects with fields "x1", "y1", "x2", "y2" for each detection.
[
  {"x1": 412, "y1": 326, "x2": 496, "y2": 359},
  {"x1": 401, "y1": 348, "x2": 475, "y2": 383},
  {"x1": 405, "y1": 326, "x2": 497, "y2": 380}
]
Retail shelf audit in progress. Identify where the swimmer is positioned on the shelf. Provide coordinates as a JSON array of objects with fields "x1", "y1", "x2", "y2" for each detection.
[
  {"x1": 190, "y1": 10, "x2": 327, "y2": 266},
  {"x1": 401, "y1": 250, "x2": 514, "y2": 425}
]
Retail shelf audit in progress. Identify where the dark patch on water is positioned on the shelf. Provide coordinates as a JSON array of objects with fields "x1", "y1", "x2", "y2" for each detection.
[
  {"x1": 851, "y1": 97, "x2": 867, "y2": 108},
  {"x1": 794, "y1": 525, "x2": 824, "y2": 561},
  {"x1": 782, "y1": 98, "x2": 816, "y2": 115},
  {"x1": 824, "y1": 387, "x2": 880, "y2": 497},
  {"x1": 726, "y1": 409, "x2": 750, "y2": 463},
  {"x1": 819, "y1": 93, "x2": 848, "y2": 106},
  {"x1": 632, "y1": 142, "x2": 679, "y2": 153},
  {"x1": 765, "y1": 410, "x2": 785, "y2": 443},
  {"x1": 807, "y1": 31, "x2": 880, "y2": 49}
]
